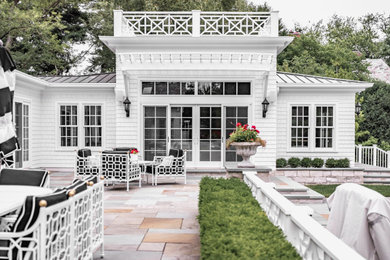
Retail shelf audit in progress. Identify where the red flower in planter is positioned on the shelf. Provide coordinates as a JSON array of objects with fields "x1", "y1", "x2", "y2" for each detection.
[
  {"x1": 131, "y1": 149, "x2": 138, "y2": 154},
  {"x1": 236, "y1": 122, "x2": 241, "y2": 127},
  {"x1": 251, "y1": 125, "x2": 256, "y2": 129},
  {"x1": 243, "y1": 124, "x2": 248, "y2": 129},
  {"x1": 255, "y1": 129, "x2": 260, "y2": 133}
]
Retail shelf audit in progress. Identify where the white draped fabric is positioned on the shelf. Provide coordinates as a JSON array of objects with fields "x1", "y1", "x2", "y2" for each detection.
[{"x1": 327, "y1": 183, "x2": 390, "y2": 260}]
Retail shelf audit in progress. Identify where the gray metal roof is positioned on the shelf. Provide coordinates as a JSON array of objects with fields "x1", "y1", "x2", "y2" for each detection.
[
  {"x1": 38, "y1": 73, "x2": 116, "y2": 84},
  {"x1": 38, "y1": 71, "x2": 366, "y2": 85},
  {"x1": 276, "y1": 71, "x2": 366, "y2": 84}
]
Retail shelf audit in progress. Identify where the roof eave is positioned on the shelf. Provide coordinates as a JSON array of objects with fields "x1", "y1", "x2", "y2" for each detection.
[
  {"x1": 48, "y1": 83, "x2": 116, "y2": 88},
  {"x1": 278, "y1": 83, "x2": 373, "y2": 92}
]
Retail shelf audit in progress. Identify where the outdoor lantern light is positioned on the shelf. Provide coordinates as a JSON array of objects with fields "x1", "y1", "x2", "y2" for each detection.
[
  {"x1": 262, "y1": 98, "x2": 270, "y2": 118},
  {"x1": 355, "y1": 101, "x2": 362, "y2": 115},
  {"x1": 123, "y1": 97, "x2": 131, "y2": 117}
]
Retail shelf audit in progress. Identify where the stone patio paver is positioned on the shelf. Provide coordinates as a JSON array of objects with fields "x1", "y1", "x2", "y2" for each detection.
[{"x1": 49, "y1": 170, "x2": 201, "y2": 260}]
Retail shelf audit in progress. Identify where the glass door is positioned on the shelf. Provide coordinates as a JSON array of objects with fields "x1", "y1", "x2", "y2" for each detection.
[
  {"x1": 14, "y1": 102, "x2": 30, "y2": 168},
  {"x1": 170, "y1": 106, "x2": 193, "y2": 163}
]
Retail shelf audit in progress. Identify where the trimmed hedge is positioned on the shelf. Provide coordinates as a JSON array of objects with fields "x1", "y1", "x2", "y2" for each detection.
[
  {"x1": 311, "y1": 158, "x2": 324, "y2": 168},
  {"x1": 276, "y1": 158, "x2": 288, "y2": 168},
  {"x1": 288, "y1": 157, "x2": 301, "y2": 168},
  {"x1": 198, "y1": 177, "x2": 301, "y2": 259},
  {"x1": 300, "y1": 157, "x2": 312, "y2": 168}
]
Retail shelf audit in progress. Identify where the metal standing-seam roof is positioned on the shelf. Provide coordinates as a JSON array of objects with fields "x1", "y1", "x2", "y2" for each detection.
[
  {"x1": 276, "y1": 71, "x2": 366, "y2": 85},
  {"x1": 38, "y1": 73, "x2": 116, "y2": 84},
  {"x1": 38, "y1": 71, "x2": 368, "y2": 86}
]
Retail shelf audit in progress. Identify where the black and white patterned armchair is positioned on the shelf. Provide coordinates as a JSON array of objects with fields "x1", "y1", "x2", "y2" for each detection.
[
  {"x1": 101, "y1": 151, "x2": 141, "y2": 191},
  {"x1": 74, "y1": 149, "x2": 100, "y2": 179},
  {"x1": 146, "y1": 149, "x2": 186, "y2": 186}
]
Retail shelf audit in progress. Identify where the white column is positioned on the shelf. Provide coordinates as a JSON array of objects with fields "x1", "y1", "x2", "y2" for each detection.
[
  {"x1": 113, "y1": 10, "x2": 123, "y2": 36},
  {"x1": 270, "y1": 11, "x2": 279, "y2": 36},
  {"x1": 192, "y1": 10, "x2": 201, "y2": 37}
]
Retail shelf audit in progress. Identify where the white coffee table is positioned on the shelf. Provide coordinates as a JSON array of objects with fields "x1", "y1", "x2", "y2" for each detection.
[{"x1": 0, "y1": 186, "x2": 53, "y2": 216}]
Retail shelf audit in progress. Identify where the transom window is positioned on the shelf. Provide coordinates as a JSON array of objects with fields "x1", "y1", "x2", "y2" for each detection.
[
  {"x1": 84, "y1": 105, "x2": 102, "y2": 147},
  {"x1": 315, "y1": 106, "x2": 334, "y2": 148},
  {"x1": 141, "y1": 81, "x2": 250, "y2": 95},
  {"x1": 291, "y1": 106, "x2": 309, "y2": 148},
  {"x1": 60, "y1": 105, "x2": 78, "y2": 147}
]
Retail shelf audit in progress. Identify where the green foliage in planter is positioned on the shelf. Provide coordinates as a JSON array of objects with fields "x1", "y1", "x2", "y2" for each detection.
[
  {"x1": 325, "y1": 158, "x2": 338, "y2": 168},
  {"x1": 336, "y1": 158, "x2": 350, "y2": 168},
  {"x1": 311, "y1": 158, "x2": 324, "y2": 168},
  {"x1": 198, "y1": 177, "x2": 301, "y2": 260},
  {"x1": 288, "y1": 157, "x2": 301, "y2": 168},
  {"x1": 276, "y1": 158, "x2": 288, "y2": 168},
  {"x1": 300, "y1": 158, "x2": 312, "y2": 168}
]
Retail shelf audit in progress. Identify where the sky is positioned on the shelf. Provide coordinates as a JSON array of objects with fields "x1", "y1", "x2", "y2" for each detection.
[{"x1": 250, "y1": 0, "x2": 390, "y2": 29}]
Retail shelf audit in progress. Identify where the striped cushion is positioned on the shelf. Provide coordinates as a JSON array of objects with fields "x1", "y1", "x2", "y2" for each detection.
[
  {"x1": 82, "y1": 175, "x2": 98, "y2": 185},
  {"x1": 77, "y1": 149, "x2": 91, "y2": 158},
  {"x1": 0, "y1": 169, "x2": 48, "y2": 187},
  {"x1": 12, "y1": 190, "x2": 67, "y2": 232},
  {"x1": 65, "y1": 179, "x2": 87, "y2": 195}
]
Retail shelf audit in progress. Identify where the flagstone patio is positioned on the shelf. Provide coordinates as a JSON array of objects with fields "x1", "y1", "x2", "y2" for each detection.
[{"x1": 49, "y1": 170, "x2": 201, "y2": 260}]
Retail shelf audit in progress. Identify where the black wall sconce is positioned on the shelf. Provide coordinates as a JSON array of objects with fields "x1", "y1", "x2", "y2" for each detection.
[
  {"x1": 123, "y1": 97, "x2": 131, "y2": 117},
  {"x1": 355, "y1": 101, "x2": 361, "y2": 115},
  {"x1": 262, "y1": 98, "x2": 270, "y2": 118}
]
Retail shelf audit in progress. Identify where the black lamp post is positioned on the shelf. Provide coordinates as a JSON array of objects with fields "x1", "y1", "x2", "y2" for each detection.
[
  {"x1": 123, "y1": 97, "x2": 131, "y2": 117},
  {"x1": 262, "y1": 98, "x2": 270, "y2": 118},
  {"x1": 355, "y1": 101, "x2": 361, "y2": 115}
]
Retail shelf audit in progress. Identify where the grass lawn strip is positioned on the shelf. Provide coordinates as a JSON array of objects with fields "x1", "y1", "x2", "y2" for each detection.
[{"x1": 307, "y1": 184, "x2": 390, "y2": 197}]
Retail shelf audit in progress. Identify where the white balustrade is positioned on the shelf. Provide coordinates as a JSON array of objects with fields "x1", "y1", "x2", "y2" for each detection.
[
  {"x1": 355, "y1": 144, "x2": 390, "y2": 168},
  {"x1": 114, "y1": 10, "x2": 278, "y2": 37},
  {"x1": 243, "y1": 171, "x2": 365, "y2": 260}
]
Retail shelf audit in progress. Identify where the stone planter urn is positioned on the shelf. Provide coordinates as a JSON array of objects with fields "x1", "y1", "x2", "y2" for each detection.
[{"x1": 231, "y1": 142, "x2": 261, "y2": 168}]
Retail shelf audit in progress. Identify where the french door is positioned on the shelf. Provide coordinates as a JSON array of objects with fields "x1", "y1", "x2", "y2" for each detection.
[
  {"x1": 14, "y1": 102, "x2": 30, "y2": 168},
  {"x1": 143, "y1": 105, "x2": 248, "y2": 168}
]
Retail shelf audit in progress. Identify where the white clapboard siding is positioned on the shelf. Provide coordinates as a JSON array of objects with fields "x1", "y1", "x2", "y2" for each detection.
[
  {"x1": 276, "y1": 89, "x2": 356, "y2": 164},
  {"x1": 36, "y1": 88, "x2": 116, "y2": 168},
  {"x1": 13, "y1": 82, "x2": 44, "y2": 168}
]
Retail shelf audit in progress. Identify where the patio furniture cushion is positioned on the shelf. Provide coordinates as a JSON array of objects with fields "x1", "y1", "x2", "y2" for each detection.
[
  {"x1": 177, "y1": 149, "x2": 184, "y2": 157},
  {"x1": 12, "y1": 190, "x2": 67, "y2": 232},
  {"x1": 65, "y1": 179, "x2": 87, "y2": 195},
  {"x1": 82, "y1": 175, "x2": 98, "y2": 185},
  {"x1": 102, "y1": 150, "x2": 128, "y2": 155},
  {"x1": 161, "y1": 156, "x2": 174, "y2": 166},
  {"x1": 77, "y1": 149, "x2": 92, "y2": 158},
  {"x1": 168, "y1": 149, "x2": 179, "y2": 157},
  {"x1": 113, "y1": 147, "x2": 137, "y2": 152},
  {"x1": 0, "y1": 169, "x2": 48, "y2": 187}
]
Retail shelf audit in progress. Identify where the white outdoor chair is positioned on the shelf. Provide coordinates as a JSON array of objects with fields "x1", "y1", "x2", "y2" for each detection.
[
  {"x1": 74, "y1": 148, "x2": 100, "y2": 179},
  {"x1": 101, "y1": 151, "x2": 141, "y2": 191},
  {"x1": 146, "y1": 149, "x2": 186, "y2": 186}
]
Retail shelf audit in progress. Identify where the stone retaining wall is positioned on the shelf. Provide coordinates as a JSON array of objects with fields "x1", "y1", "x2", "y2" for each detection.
[{"x1": 273, "y1": 168, "x2": 365, "y2": 184}]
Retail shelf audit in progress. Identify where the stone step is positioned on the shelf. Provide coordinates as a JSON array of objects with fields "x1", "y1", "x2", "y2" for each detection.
[
  {"x1": 363, "y1": 179, "x2": 390, "y2": 184},
  {"x1": 363, "y1": 175, "x2": 390, "y2": 178}
]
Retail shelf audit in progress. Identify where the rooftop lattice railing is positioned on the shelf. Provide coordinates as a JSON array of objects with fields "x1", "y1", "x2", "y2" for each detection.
[{"x1": 114, "y1": 10, "x2": 279, "y2": 37}]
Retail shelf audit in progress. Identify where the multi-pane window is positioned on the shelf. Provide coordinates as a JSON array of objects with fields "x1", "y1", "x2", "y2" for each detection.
[
  {"x1": 315, "y1": 106, "x2": 334, "y2": 148},
  {"x1": 198, "y1": 82, "x2": 251, "y2": 95},
  {"x1": 144, "y1": 106, "x2": 167, "y2": 160},
  {"x1": 60, "y1": 105, "x2": 78, "y2": 147},
  {"x1": 84, "y1": 105, "x2": 102, "y2": 147},
  {"x1": 199, "y1": 107, "x2": 222, "y2": 162},
  {"x1": 291, "y1": 106, "x2": 309, "y2": 148},
  {"x1": 225, "y1": 107, "x2": 248, "y2": 162},
  {"x1": 141, "y1": 81, "x2": 250, "y2": 95},
  {"x1": 142, "y1": 82, "x2": 195, "y2": 95}
]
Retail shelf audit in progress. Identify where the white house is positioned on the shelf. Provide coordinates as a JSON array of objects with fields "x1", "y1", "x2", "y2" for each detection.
[{"x1": 12, "y1": 10, "x2": 372, "y2": 170}]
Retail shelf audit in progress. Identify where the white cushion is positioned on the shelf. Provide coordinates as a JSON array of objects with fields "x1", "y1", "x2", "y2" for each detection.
[{"x1": 160, "y1": 156, "x2": 174, "y2": 166}]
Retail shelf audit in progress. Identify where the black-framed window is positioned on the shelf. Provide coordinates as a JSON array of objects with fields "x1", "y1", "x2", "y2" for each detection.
[
  {"x1": 315, "y1": 106, "x2": 334, "y2": 148},
  {"x1": 291, "y1": 106, "x2": 309, "y2": 148},
  {"x1": 60, "y1": 105, "x2": 78, "y2": 147}
]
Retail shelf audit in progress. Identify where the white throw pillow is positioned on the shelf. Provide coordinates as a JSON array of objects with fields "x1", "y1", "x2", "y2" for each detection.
[{"x1": 160, "y1": 156, "x2": 174, "y2": 166}]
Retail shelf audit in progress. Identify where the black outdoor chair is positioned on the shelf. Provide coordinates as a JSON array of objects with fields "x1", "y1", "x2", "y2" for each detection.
[{"x1": 0, "y1": 169, "x2": 49, "y2": 188}]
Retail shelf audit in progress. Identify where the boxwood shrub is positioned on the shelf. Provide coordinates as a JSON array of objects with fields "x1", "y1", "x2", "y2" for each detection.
[
  {"x1": 276, "y1": 158, "x2": 288, "y2": 168},
  {"x1": 336, "y1": 158, "x2": 350, "y2": 168},
  {"x1": 198, "y1": 177, "x2": 301, "y2": 259},
  {"x1": 288, "y1": 157, "x2": 301, "y2": 168},
  {"x1": 325, "y1": 158, "x2": 338, "y2": 168},
  {"x1": 311, "y1": 158, "x2": 324, "y2": 168},
  {"x1": 300, "y1": 158, "x2": 312, "y2": 168}
]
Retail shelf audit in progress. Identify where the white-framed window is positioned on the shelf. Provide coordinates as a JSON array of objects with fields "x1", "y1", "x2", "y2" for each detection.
[
  {"x1": 59, "y1": 105, "x2": 78, "y2": 147},
  {"x1": 290, "y1": 105, "x2": 309, "y2": 148},
  {"x1": 315, "y1": 106, "x2": 334, "y2": 148},
  {"x1": 84, "y1": 105, "x2": 102, "y2": 147},
  {"x1": 58, "y1": 104, "x2": 103, "y2": 148}
]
